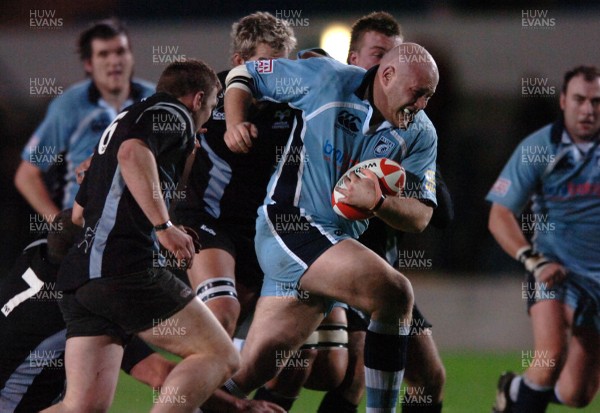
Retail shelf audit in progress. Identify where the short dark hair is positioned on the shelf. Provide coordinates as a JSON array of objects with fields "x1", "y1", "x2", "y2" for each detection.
[
  {"x1": 77, "y1": 18, "x2": 129, "y2": 61},
  {"x1": 562, "y1": 65, "x2": 600, "y2": 93},
  {"x1": 47, "y1": 209, "x2": 81, "y2": 265},
  {"x1": 348, "y1": 11, "x2": 403, "y2": 55},
  {"x1": 156, "y1": 59, "x2": 220, "y2": 99}
]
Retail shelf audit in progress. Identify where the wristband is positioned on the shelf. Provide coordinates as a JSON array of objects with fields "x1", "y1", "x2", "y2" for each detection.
[
  {"x1": 516, "y1": 246, "x2": 551, "y2": 277},
  {"x1": 154, "y1": 220, "x2": 173, "y2": 232},
  {"x1": 370, "y1": 194, "x2": 386, "y2": 212}
]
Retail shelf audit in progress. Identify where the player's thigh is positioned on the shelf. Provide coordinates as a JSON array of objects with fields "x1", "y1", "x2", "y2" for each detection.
[
  {"x1": 138, "y1": 297, "x2": 232, "y2": 359},
  {"x1": 60, "y1": 336, "x2": 123, "y2": 410},
  {"x1": 241, "y1": 296, "x2": 326, "y2": 367},
  {"x1": 188, "y1": 248, "x2": 236, "y2": 288},
  {"x1": 557, "y1": 305, "x2": 600, "y2": 406},
  {"x1": 300, "y1": 238, "x2": 412, "y2": 315}
]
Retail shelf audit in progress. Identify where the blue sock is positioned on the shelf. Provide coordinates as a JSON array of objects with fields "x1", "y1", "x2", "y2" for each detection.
[
  {"x1": 364, "y1": 319, "x2": 409, "y2": 413},
  {"x1": 512, "y1": 377, "x2": 552, "y2": 413}
]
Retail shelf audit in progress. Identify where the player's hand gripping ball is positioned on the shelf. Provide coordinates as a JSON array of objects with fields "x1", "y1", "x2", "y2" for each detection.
[{"x1": 331, "y1": 158, "x2": 405, "y2": 220}]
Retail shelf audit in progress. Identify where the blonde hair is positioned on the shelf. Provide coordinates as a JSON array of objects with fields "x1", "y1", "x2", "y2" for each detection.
[{"x1": 230, "y1": 12, "x2": 297, "y2": 61}]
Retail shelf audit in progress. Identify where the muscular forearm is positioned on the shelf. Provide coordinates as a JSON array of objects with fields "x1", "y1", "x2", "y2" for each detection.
[
  {"x1": 488, "y1": 203, "x2": 529, "y2": 259},
  {"x1": 374, "y1": 196, "x2": 433, "y2": 233},
  {"x1": 14, "y1": 160, "x2": 60, "y2": 220},
  {"x1": 117, "y1": 139, "x2": 169, "y2": 226},
  {"x1": 224, "y1": 87, "x2": 252, "y2": 127}
]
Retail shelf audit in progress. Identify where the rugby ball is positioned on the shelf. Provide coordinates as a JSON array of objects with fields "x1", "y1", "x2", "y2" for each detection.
[{"x1": 331, "y1": 158, "x2": 405, "y2": 220}]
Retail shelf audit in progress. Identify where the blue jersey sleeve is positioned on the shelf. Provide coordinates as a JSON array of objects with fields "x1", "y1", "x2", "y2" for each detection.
[
  {"x1": 486, "y1": 130, "x2": 551, "y2": 214},
  {"x1": 21, "y1": 96, "x2": 73, "y2": 172},
  {"x1": 246, "y1": 57, "x2": 364, "y2": 111}
]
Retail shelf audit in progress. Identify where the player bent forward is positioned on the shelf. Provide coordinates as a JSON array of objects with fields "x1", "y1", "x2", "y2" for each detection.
[
  {"x1": 222, "y1": 43, "x2": 438, "y2": 413},
  {"x1": 43, "y1": 60, "x2": 238, "y2": 413}
]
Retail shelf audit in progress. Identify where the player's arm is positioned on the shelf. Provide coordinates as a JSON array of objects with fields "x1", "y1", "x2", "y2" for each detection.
[
  {"x1": 72, "y1": 200, "x2": 84, "y2": 227},
  {"x1": 340, "y1": 169, "x2": 432, "y2": 232},
  {"x1": 224, "y1": 65, "x2": 258, "y2": 153},
  {"x1": 117, "y1": 138, "x2": 195, "y2": 265},
  {"x1": 488, "y1": 202, "x2": 566, "y2": 287},
  {"x1": 14, "y1": 160, "x2": 60, "y2": 221}
]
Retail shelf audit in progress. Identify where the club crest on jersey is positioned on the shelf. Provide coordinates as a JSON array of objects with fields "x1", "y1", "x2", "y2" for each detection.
[
  {"x1": 372, "y1": 136, "x2": 396, "y2": 157},
  {"x1": 273, "y1": 109, "x2": 291, "y2": 129},
  {"x1": 256, "y1": 60, "x2": 274, "y2": 74},
  {"x1": 491, "y1": 177, "x2": 511, "y2": 197}
]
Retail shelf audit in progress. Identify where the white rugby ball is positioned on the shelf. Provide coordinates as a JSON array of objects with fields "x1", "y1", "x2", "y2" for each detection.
[{"x1": 331, "y1": 158, "x2": 405, "y2": 220}]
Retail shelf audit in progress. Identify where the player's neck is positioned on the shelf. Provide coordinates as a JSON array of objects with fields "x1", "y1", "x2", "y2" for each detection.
[{"x1": 99, "y1": 86, "x2": 131, "y2": 112}]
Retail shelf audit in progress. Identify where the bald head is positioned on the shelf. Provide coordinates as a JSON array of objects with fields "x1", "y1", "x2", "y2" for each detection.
[
  {"x1": 374, "y1": 43, "x2": 438, "y2": 129},
  {"x1": 381, "y1": 43, "x2": 438, "y2": 86}
]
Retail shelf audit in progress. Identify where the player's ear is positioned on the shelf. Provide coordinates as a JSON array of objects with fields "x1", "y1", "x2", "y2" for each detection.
[
  {"x1": 559, "y1": 92, "x2": 566, "y2": 111},
  {"x1": 83, "y1": 59, "x2": 93, "y2": 76},
  {"x1": 381, "y1": 65, "x2": 395, "y2": 86},
  {"x1": 231, "y1": 53, "x2": 245, "y2": 66},
  {"x1": 193, "y1": 91, "x2": 205, "y2": 111},
  {"x1": 347, "y1": 51, "x2": 358, "y2": 66}
]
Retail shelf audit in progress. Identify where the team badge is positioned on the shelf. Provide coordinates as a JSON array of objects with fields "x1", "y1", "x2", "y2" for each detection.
[
  {"x1": 491, "y1": 177, "x2": 511, "y2": 197},
  {"x1": 373, "y1": 136, "x2": 396, "y2": 157},
  {"x1": 256, "y1": 60, "x2": 274, "y2": 74}
]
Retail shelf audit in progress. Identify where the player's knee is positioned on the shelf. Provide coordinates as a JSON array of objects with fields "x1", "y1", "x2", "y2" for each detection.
[
  {"x1": 368, "y1": 270, "x2": 413, "y2": 316},
  {"x1": 219, "y1": 344, "x2": 241, "y2": 378},
  {"x1": 197, "y1": 277, "x2": 240, "y2": 335}
]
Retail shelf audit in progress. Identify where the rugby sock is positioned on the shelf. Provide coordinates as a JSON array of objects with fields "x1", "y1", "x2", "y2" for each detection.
[
  {"x1": 317, "y1": 390, "x2": 358, "y2": 413},
  {"x1": 402, "y1": 402, "x2": 442, "y2": 413},
  {"x1": 512, "y1": 376, "x2": 553, "y2": 413},
  {"x1": 253, "y1": 386, "x2": 297, "y2": 411},
  {"x1": 549, "y1": 387, "x2": 564, "y2": 405},
  {"x1": 364, "y1": 319, "x2": 409, "y2": 413}
]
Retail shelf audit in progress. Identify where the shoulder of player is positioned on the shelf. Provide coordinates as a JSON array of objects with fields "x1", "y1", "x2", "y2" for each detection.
[
  {"x1": 45, "y1": 79, "x2": 95, "y2": 111},
  {"x1": 518, "y1": 123, "x2": 554, "y2": 148}
]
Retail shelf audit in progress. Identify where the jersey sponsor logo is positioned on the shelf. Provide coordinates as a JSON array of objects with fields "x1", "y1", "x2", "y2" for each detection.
[
  {"x1": 255, "y1": 59, "x2": 274, "y2": 74},
  {"x1": 491, "y1": 177, "x2": 511, "y2": 197},
  {"x1": 212, "y1": 109, "x2": 225, "y2": 120},
  {"x1": 200, "y1": 224, "x2": 216, "y2": 236},
  {"x1": 424, "y1": 169, "x2": 436, "y2": 195},
  {"x1": 336, "y1": 110, "x2": 361, "y2": 133},
  {"x1": 373, "y1": 136, "x2": 396, "y2": 157},
  {"x1": 322, "y1": 139, "x2": 359, "y2": 170}
]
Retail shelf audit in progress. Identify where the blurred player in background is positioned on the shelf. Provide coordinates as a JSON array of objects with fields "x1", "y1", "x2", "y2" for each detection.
[
  {"x1": 222, "y1": 42, "x2": 438, "y2": 413},
  {"x1": 45, "y1": 60, "x2": 238, "y2": 413},
  {"x1": 0, "y1": 210, "x2": 176, "y2": 412},
  {"x1": 487, "y1": 66, "x2": 600, "y2": 412},
  {"x1": 14, "y1": 18, "x2": 154, "y2": 222}
]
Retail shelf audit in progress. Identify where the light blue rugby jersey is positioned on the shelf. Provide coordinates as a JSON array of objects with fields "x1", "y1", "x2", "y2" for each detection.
[
  {"x1": 242, "y1": 57, "x2": 437, "y2": 238},
  {"x1": 487, "y1": 120, "x2": 600, "y2": 278},
  {"x1": 21, "y1": 78, "x2": 155, "y2": 209}
]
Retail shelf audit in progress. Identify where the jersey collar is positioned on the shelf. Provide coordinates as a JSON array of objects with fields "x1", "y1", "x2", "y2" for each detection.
[{"x1": 87, "y1": 80, "x2": 145, "y2": 105}]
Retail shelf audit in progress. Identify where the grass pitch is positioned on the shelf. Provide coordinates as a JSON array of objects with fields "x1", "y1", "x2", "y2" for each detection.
[{"x1": 110, "y1": 351, "x2": 600, "y2": 412}]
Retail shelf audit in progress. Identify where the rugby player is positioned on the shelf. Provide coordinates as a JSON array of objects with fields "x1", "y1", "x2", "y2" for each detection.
[
  {"x1": 488, "y1": 66, "x2": 600, "y2": 412},
  {"x1": 0, "y1": 210, "x2": 176, "y2": 412},
  {"x1": 222, "y1": 43, "x2": 439, "y2": 413},
  {"x1": 257, "y1": 12, "x2": 449, "y2": 413},
  {"x1": 43, "y1": 60, "x2": 238, "y2": 413},
  {"x1": 14, "y1": 18, "x2": 154, "y2": 222}
]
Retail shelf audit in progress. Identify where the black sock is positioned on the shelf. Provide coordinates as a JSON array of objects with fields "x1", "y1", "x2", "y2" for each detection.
[
  {"x1": 402, "y1": 401, "x2": 442, "y2": 413},
  {"x1": 513, "y1": 378, "x2": 552, "y2": 413},
  {"x1": 318, "y1": 391, "x2": 358, "y2": 413},
  {"x1": 253, "y1": 386, "x2": 297, "y2": 411}
]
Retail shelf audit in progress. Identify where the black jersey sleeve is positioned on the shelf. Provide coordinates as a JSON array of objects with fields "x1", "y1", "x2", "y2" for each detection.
[{"x1": 128, "y1": 107, "x2": 194, "y2": 160}]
